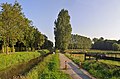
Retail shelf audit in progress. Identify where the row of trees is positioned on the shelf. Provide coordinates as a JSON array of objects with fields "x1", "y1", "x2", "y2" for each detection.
[
  {"x1": 41, "y1": 35, "x2": 53, "y2": 50},
  {"x1": 68, "y1": 34, "x2": 92, "y2": 49},
  {"x1": 0, "y1": 1, "x2": 53, "y2": 54},
  {"x1": 92, "y1": 37, "x2": 120, "y2": 51}
]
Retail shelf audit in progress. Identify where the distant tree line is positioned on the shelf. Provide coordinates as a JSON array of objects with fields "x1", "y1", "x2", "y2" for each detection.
[
  {"x1": 68, "y1": 34, "x2": 92, "y2": 49},
  {"x1": 92, "y1": 37, "x2": 120, "y2": 51},
  {"x1": 0, "y1": 1, "x2": 53, "y2": 54},
  {"x1": 41, "y1": 35, "x2": 53, "y2": 50}
]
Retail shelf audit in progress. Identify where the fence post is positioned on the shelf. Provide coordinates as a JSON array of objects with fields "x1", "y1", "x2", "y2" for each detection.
[{"x1": 84, "y1": 53, "x2": 86, "y2": 61}]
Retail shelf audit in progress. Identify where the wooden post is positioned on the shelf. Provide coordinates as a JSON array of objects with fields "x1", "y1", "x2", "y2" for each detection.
[
  {"x1": 115, "y1": 54, "x2": 117, "y2": 58},
  {"x1": 84, "y1": 53, "x2": 86, "y2": 60},
  {"x1": 96, "y1": 53, "x2": 98, "y2": 61}
]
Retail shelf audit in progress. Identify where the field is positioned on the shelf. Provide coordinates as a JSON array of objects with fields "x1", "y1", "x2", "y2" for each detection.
[
  {"x1": 66, "y1": 49, "x2": 120, "y2": 54},
  {"x1": 99, "y1": 60, "x2": 120, "y2": 66}
]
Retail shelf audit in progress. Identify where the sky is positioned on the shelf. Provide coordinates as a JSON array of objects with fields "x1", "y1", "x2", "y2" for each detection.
[{"x1": 0, "y1": 0, "x2": 120, "y2": 43}]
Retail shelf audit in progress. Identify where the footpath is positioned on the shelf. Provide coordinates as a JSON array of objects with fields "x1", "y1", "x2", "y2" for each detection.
[{"x1": 59, "y1": 53, "x2": 96, "y2": 79}]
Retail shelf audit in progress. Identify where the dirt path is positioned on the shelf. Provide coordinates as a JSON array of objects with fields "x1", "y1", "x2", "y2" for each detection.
[{"x1": 59, "y1": 53, "x2": 96, "y2": 79}]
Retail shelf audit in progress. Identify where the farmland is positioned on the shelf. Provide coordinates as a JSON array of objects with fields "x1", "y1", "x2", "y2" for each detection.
[{"x1": 0, "y1": 0, "x2": 120, "y2": 79}]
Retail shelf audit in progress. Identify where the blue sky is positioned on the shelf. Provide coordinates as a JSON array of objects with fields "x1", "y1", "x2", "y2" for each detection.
[{"x1": 0, "y1": 0, "x2": 120, "y2": 42}]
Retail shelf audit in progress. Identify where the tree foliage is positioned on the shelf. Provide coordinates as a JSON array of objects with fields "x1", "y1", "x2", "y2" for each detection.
[
  {"x1": 0, "y1": 1, "x2": 46, "y2": 53},
  {"x1": 54, "y1": 9, "x2": 72, "y2": 50},
  {"x1": 0, "y1": 2, "x2": 26, "y2": 53},
  {"x1": 112, "y1": 43, "x2": 120, "y2": 51},
  {"x1": 41, "y1": 35, "x2": 53, "y2": 50},
  {"x1": 33, "y1": 28, "x2": 45, "y2": 50},
  {"x1": 92, "y1": 37, "x2": 120, "y2": 51},
  {"x1": 68, "y1": 34, "x2": 92, "y2": 49}
]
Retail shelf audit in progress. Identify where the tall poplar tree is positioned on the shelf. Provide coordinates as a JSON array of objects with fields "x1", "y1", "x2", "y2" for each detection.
[{"x1": 54, "y1": 9, "x2": 72, "y2": 50}]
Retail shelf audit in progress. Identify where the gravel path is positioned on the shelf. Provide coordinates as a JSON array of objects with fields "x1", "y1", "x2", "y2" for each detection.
[{"x1": 59, "y1": 53, "x2": 96, "y2": 79}]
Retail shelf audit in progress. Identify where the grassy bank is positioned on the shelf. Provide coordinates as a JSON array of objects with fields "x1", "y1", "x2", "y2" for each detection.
[
  {"x1": 0, "y1": 52, "x2": 40, "y2": 71},
  {"x1": 99, "y1": 60, "x2": 120, "y2": 66},
  {"x1": 24, "y1": 54, "x2": 52, "y2": 79},
  {"x1": 65, "y1": 53, "x2": 120, "y2": 79},
  {"x1": 83, "y1": 61, "x2": 120, "y2": 79},
  {"x1": 66, "y1": 49, "x2": 120, "y2": 54},
  {"x1": 40, "y1": 53, "x2": 71, "y2": 79},
  {"x1": 25, "y1": 53, "x2": 71, "y2": 79}
]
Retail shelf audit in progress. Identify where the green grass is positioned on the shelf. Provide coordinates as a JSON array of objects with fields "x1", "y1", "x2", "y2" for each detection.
[
  {"x1": 66, "y1": 53, "x2": 120, "y2": 79},
  {"x1": 83, "y1": 61, "x2": 120, "y2": 79},
  {"x1": 0, "y1": 52, "x2": 40, "y2": 71},
  {"x1": 99, "y1": 60, "x2": 120, "y2": 66},
  {"x1": 40, "y1": 53, "x2": 72, "y2": 79},
  {"x1": 65, "y1": 53, "x2": 83, "y2": 64},
  {"x1": 66, "y1": 49, "x2": 120, "y2": 54},
  {"x1": 88, "y1": 49, "x2": 120, "y2": 53},
  {"x1": 25, "y1": 53, "x2": 72, "y2": 79},
  {"x1": 24, "y1": 54, "x2": 52, "y2": 79},
  {"x1": 37, "y1": 49, "x2": 50, "y2": 54}
]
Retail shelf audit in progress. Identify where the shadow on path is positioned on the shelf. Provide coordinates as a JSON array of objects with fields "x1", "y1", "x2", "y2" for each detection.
[{"x1": 68, "y1": 62, "x2": 91, "y2": 79}]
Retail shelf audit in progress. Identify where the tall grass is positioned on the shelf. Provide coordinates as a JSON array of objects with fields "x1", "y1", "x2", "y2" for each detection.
[
  {"x1": 83, "y1": 61, "x2": 120, "y2": 79},
  {"x1": 25, "y1": 53, "x2": 71, "y2": 79},
  {"x1": 65, "y1": 53, "x2": 81, "y2": 65},
  {"x1": 37, "y1": 49, "x2": 50, "y2": 55},
  {"x1": 66, "y1": 53, "x2": 120, "y2": 79},
  {"x1": 99, "y1": 60, "x2": 120, "y2": 66},
  {"x1": 40, "y1": 53, "x2": 71, "y2": 79},
  {"x1": 24, "y1": 54, "x2": 52, "y2": 79},
  {"x1": 0, "y1": 52, "x2": 40, "y2": 70}
]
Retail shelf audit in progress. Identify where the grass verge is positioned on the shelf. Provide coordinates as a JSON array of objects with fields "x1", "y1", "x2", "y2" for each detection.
[
  {"x1": 24, "y1": 53, "x2": 72, "y2": 79},
  {"x1": 65, "y1": 53, "x2": 120, "y2": 79},
  {"x1": 0, "y1": 52, "x2": 40, "y2": 71}
]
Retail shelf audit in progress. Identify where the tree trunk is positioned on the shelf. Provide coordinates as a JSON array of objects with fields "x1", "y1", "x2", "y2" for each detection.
[
  {"x1": 6, "y1": 45, "x2": 9, "y2": 54},
  {"x1": 2, "y1": 45, "x2": 4, "y2": 53},
  {"x1": 31, "y1": 47, "x2": 35, "y2": 51},
  {"x1": 3, "y1": 41, "x2": 6, "y2": 53},
  {"x1": 26, "y1": 46, "x2": 28, "y2": 52},
  {"x1": 18, "y1": 42, "x2": 20, "y2": 52},
  {"x1": 12, "y1": 45, "x2": 15, "y2": 53}
]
